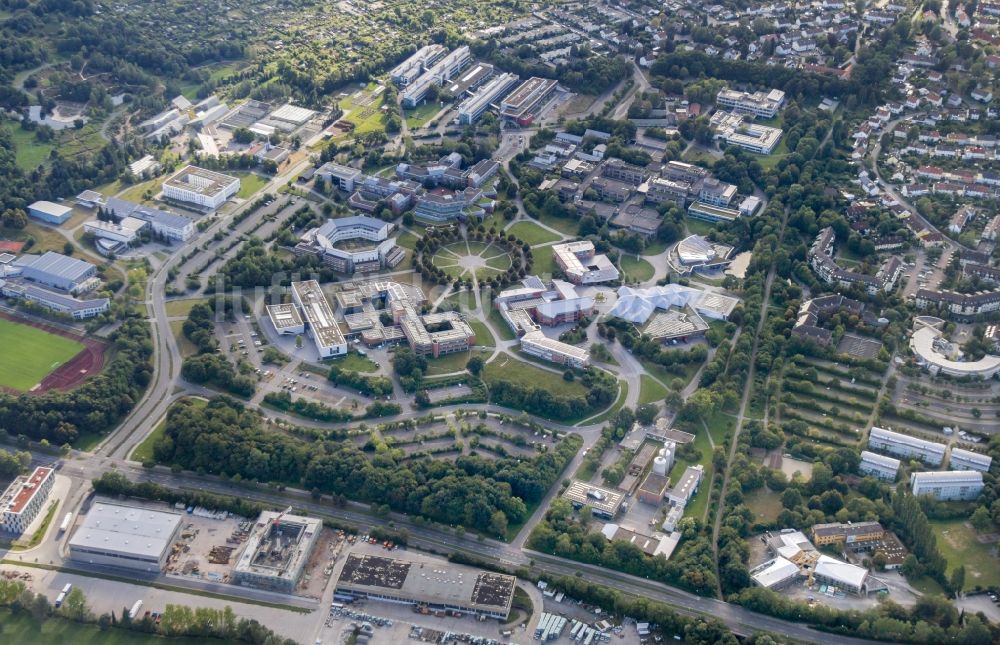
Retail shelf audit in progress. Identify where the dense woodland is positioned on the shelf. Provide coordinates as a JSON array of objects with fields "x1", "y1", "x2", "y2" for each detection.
[{"x1": 152, "y1": 397, "x2": 581, "y2": 535}]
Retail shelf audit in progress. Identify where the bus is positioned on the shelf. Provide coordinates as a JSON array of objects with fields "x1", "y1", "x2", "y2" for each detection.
[
  {"x1": 58, "y1": 513, "x2": 72, "y2": 534},
  {"x1": 129, "y1": 600, "x2": 143, "y2": 620},
  {"x1": 54, "y1": 583, "x2": 72, "y2": 608}
]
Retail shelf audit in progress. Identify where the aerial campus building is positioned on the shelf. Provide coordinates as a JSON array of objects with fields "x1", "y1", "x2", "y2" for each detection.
[
  {"x1": 610, "y1": 284, "x2": 740, "y2": 342},
  {"x1": 293, "y1": 216, "x2": 404, "y2": 275},
  {"x1": 162, "y1": 165, "x2": 240, "y2": 211},
  {"x1": 710, "y1": 111, "x2": 783, "y2": 154},
  {"x1": 335, "y1": 553, "x2": 516, "y2": 619},
  {"x1": 858, "y1": 450, "x2": 901, "y2": 481},
  {"x1": 868, "y1": 427, "x2": 946, "y2": 466},
  {"x1": 0, "y1": 467, "x2": 54, "y2": 534},
  {"x1": 752, "y1": 529, "x2": 880, "y2": 596},
  {"x1": 291, "y1": 280, "x2": 348, "y2": 358},
  {"x1": 100, "y1": 197, "x2": 195, "y2": 242},
  {"x1": 266, "y1": 303, "x2": 305, "y2": 336},
  {"x1": 949, "y1": 447, "x2": 992, "y2": 473},
  {"x1": 0, "y1": 251, "x2": 110, "y2": 319},
  {"x1": 401, "y1": 46, "x2": 472, "y2": 108},
  {"x1": 68, "y1": 501, "x2": 183, "y2": 572},
  {"x1": 494, "y1": 276, "x2": 595, "y2": 367},
  {"x1": 84, "y1": 217, "x2": 146, "y2": 255},
  {"x1": 910, "y1": 470, "x2": 984, "y2": 501},
  {"x1": 715, "y1": 88, "x2": 786, "y2": 118},
  {"x1": 909, "y1": 325, "x2": 1000, "y2": 379},
  {"x1": 667, "y1": 235, "x2": 735, "y2": 275},
  {"x1": 562, "y1": 481, "x2": 625, "y2": 520},
  {"x1": 551, "y1": 241, "x2": 620, "y2": 284},
  {"x1": 233, "y1": 511, "x2": 322, "y2": 593},
  {"x1": 500, "y1": 77, "x2": 559, "y2": 126},
  {"x1": 457, "y1": 72, "x2": 520, "y2": 124},
  {"x1": 390, "y1": 44, "x2": 447, "y2": 86}
]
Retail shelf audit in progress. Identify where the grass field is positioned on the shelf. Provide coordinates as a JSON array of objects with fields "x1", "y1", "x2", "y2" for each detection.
[
  {"x1": 118, "y1": 176, "x2": 167, "y2": 204},
  {"x1": 483, "y1": 354, "x2": 588, "y2": 398},
  {"x1": 619, "y1": 255, "x2": 655, "y2": 282},
  {"x1": 932, "y1": 520, "x2": 1000, "y2": 590},
  {"x1": 396, "y1": 231, "x2": 420, "y2": 250},
  {"x1": 404, "y1": 101, "x2": 441, "y2": 129},
  {"x1": 7, "y1": 121, "x2": 56, "y2": 171},
  {"x1": 467, "y1": 319, "x2": 495, "y2": 348},
  {"x1": 335, "y1": 352, "x2": 379, "y2": 373},
  {"x1": 508, "y1": 221, "x2": 560, "y2": 246},
  {"x1": 425, "y1": 351, "x2": 475, "y2": 376},
  {"x1": 638, "y1": 374, "x2": 668, "y2": 405},
  {"x1": 487, "y1": 308, "x2": 517, "y2": 341},
  {"x1": 234, "y1": 172, "x2": 269, "y2": 199},
  {"x1": 169, "y1": 320, "x2": 200, "y2": 358},
  {"x1": 164, "y1": 298, "x2": 209, "y2": 318},
  {"x1": 745, "y1": 488, "x2": 784, "y2": 525},
  {"x1": 0, "y1": 608, "x2": 218, "y2": 645},
  {"x1": 684, "y1": 217, "x2": 719, "y2": 238},
  {"x1": 0, "y1": 319, "x2": 84, "y2": 391},
  {"x1": 532, "y1": 212, "x2": 579, "y2": 236},
  {"x1": 530, "y1": 245, "x2": 557, "y2": 277}
]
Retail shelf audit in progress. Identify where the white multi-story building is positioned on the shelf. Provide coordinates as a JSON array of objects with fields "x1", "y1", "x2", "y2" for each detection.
[
  {"x1": 390, "y1": 44, "x2": 447, "y2": 86},
  {"x1": 716, "y1": 88, "x2": 786, "y2": 118},
  {"x1": 457, "y1": 72, "x2": 520, "y2": 124},
  {"x1": 949, "y1": 447, "x2": 993, "y2": 473},
  {"x1": 910, "y1": 470, "x2": 984, "y2": 500},
  {"x1": 0, "y1": 467, "x2": 54, "y2": 534},
  {"x1": 868, "y1": 427, "x2": 946, "y2": 466},
  {"x1": 711, "y1": 111, "x2": 783, "y2": 154},
  {"x1": 291, "y1": 280, "x2": 348, "y2": 358},
  {"x1": 858, "y1": 450, "x2": 901, "y2": 481},
  {"x1": 552, "y1": 241, "x2": 620, "y2": 284},
  {"x1": 520, "y1": 330, "x2": 590, "y2": 368},
  {"x1": 401, "y1": 46, "x2": 471, "y2": 107},
  {"x1": 162, "y1": 165, "x2": 240, "y2": 210},
  {"x1": 103, "y1": 197, "x2": 195, "y2": 242},
  {"x1": 294, "y1": 216, "x2": 403, "y2": 274}
]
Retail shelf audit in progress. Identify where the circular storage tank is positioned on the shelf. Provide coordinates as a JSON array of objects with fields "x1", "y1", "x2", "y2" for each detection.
[{"x1": 652, "y1": 456, "x2": 668, "y2": 476}]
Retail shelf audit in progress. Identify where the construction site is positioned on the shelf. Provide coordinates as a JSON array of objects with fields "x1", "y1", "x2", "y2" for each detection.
[{"x1": 232, "y1": 509, "x2": 324, "y2": 593}]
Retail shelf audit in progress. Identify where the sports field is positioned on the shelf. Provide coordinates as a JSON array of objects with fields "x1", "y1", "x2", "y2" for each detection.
[{"x1": 0, "y1": 318, "x2": 84, "y2": 391}]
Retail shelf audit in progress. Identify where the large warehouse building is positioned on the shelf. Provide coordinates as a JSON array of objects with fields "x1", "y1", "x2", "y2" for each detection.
[
  {"x1": 335, "y1": 553, "x2": 516, "y2": 619},
  {"x1": 68, "y1": 501, "x2": 183, "y2": 572}
]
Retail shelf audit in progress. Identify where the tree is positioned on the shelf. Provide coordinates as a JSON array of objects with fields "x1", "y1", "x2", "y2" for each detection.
[
  {"x1": 61, "y1": 587, "x2": 90, "y2": 622},
  {"x1": 466, "y1": 355, "x2": 484, "y2": 377},
  {"x1": 489, "y1": 510, "x2": 508, "y2": 537},
  {"x1": 63, "y1": 241, "x2": 74, "y2": 255},
  {"x1": 2, "y1": 208, "x2": 28, "y2": 229},
  {"x1": 635, "y1": 403, "x2": 658, "y2": 425},
  {"x1": 949, "y1": 565, "x2": 965, "y2": 595},
  {"x1": 970, "y1": 507, "x2": 992, "y2": 532}
]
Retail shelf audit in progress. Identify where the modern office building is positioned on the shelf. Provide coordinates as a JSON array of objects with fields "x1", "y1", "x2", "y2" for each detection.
[
  {"x1": 457, "y1": 72, "x2": 520, "y2": 124},
  {"x1": 412, "y1": 187, "x2": 483, "y2": 222},
  {"x1": 868, "y1": 427, "x2": 946, "y2": 466},
  {"x1": 500, "y1": 77, "x2": 559, "y2": 125},
  {"x1": 68, "y1": 501, "x2": 183, "y2": 572},
  {"x1": 401, "y1": 46, "x2": 472, "y2": 107},
  {"x1": 103, "y1": 197, "x2": 195, "y2": 242},
  {"x1": 397, "y1": 306, "x2": 475, "y2": 357},
  {"x1": 910, "y1": 470, "x2": 984, "y2": 501},
  {"x1": 291, "y1": 280, "x2": 348, "y2": 358},
  {"x1": 233, "y1": 511, "x2": 322, "y2": 593},
  {"x1": 551, "y1": 241, "x2": 620, "y2": 284},
  {"x1": 858, "y1": 450, "x2": 901, "y2": 481},
  {"x1": 687, "y1": 201, "x2": 742, "y2": 223},
  {"x1": 716, "y1": 88, "x2": 786, "y2": 118},
  {"x1": 562, "y1": 481, "x2": 624, "y2": 519},
  {"x1": 162, "y1": 165, "x2": 240, "y2": 210},
  {"x1": 0, "y1": 466, "x2": 54, "y2": 534},
  {"x1": 28, "y1": 200, "x2": 73, "y2": 225},
  {"x1": 390, "y1": 44, "x2": 447, "y2": 86},
  {"x1": 335, "y1": 553, "x2": 516, "y2": 619},
  {"x1": 949, "y1": 448, "x2": 993, "y2": 473},
  {"x1": 294, "y1": 216, "x2": 403, "y2": 274},
  {"x1": 84, "y1": 216, "x2": 146, "y2": 255},
  {"x1": 266, "y1": 303, "x2": 305, "y2": 335},
  {"x1": 520, "y1": 330, "x2": 590, "y2": 368},
  {"x1": 711, "y1": 111, "x2": 783, "y2": 154},
  {"x1": 317, "y1": 163, "x2": 364, "y2": 192}
]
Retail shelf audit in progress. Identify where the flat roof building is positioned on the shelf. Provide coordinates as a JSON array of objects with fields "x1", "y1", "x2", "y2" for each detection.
[
  {"x1": 0, "y1": 280, "x2": 109, "y2": 319},
  {"x1": 336, "y1": 553, "x2": 515, "y2": 619},
  {"x1": 457, "y1": 72, "x2": 520, "y2": 124},
  {"x1": 233, "y1": 511, "x2": 322, "y2": 593},
  {"x1": 294, "y1": 216, "x2": 403, "y2": 275},
  {"x1": 500, "y1": 77, "x2": 558, "y2": 126},
  {"x1": 291, "y1": 280, "x2": 348, "y2": 358},
  {"x1": 859, "y1": 450, "x2": 901, "y2": 481},
  {"x1": 0, "y1": 467, "x2": 54, "y2": 534},
  {"x1": 949, "y1": 447, "x2": 992, "y2": 473},
  {"x1": 163, "y1": 165, "x2": 240, "y2": 210},
  {"x1": 390, "y1": 44, "x2": 447, "y2": 86},
  {"x1": 562, "y1": 481, "x2": 624, "y2": 519},
  {"x1": 868, "y1": 427, "x2": 946, "y2": 466},
  {"x1": 750, "y1": 557, "x2": 801, "y2": 590},
  {"x1": 68, "y1": 501, "x2": 183, "y2": 572},
  {"x1": 909, "y1": 325, "x2": 1000, "y2": 379},
  {"x1": 812, "y1": 555, "x2": 871, "y2": 595},
  {"x1": 28, "y1": 200, "x2": 73, "y2": 225},
  {"x1": 15, "y1": 251, "x2": 98, "y2": 293},
  {"x1": 266, "y1": 303, "x2": 305, "y2": 335},
  {"x1": 716, "y1": 88, "x2": 786, "y2": 118},
  {"x1": 401, "y1": 46, "x2": 472, "y2": 107},
  {"x1": 711, "y1": 111, "x2": 783, "y2": 154},
  {"x1": 667, "y1": 465, "x2": 703, "y2": 508},
  {"x1": 552, "y1": 241, "x2": 620, "y2": 284},
  {"x1": 811, "y1": 522, "x2": 885, "y2": 547},
  {"x1": 520, "y1": 330, "x2": 590, "y2": 368},
  {"x1": 103, "y1": 197, "x2": 195, "y2": 242},
  {"x1": 911, "y1": 470, "x2": 984, "y2": 501}
]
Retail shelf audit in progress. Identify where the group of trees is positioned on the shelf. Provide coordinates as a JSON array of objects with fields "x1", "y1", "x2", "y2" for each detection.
[
  {"x1": 150, "y1": 397, "x2": 579, "y2": 535},
  {"x1": 179, "y1": 300, "x2": 255, "y2": 397},
  {"x1": 488, "y1": 368, "x2": 617, "y2": 421},
  {"x1": 327, "y1": 363, "x2": 393, "y2": 398},
  {"x1": 0, "y1": 447, "x2": 31, "y2": 479}
]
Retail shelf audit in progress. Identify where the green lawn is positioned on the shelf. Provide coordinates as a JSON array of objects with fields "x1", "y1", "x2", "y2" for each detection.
[
  {"x1": 483, "y1": 354, "x2": 588, "y2": 398},
  {"x1": 508, "y1": 221, "x2": 561, "y2": 246},
  {"x1": 638, "y1": 374, "x2": 668, "y2": 405},
  {"x1": 7, "y1": 121, "x2": 56, "y2": 171},
  {"x1": 745, "y1": 488, "x2": 784, "y2": 524},
  {"x1": 532, "y1": 212, "x2": 579, "y2": 237},
  {"x1": 404, "y1": 101, "x2": 441, "y2": 129},
  {"x1": 641, "y1": 240, "x2": 670, "y2": 256},
  {"x1": 168, "y1": 320, "x2": 200, "y2": 358},
  {"x1": 0, "y1": 319, "x2": 84, "y2": 391},
  {"x1": 131, "y1": 398, "x2": 206, "y2": 463},
  {"x1": 530, "y1": 245, "x2": 557, "y2": 277},
  {"x1": 118, "y1": 176, "x2": 167, "y2": 204},
  {"x1": 0, "y1": 609, "x2": 218, "y2": 645},
  {"x1": 619, "y1": 255, "x2": 654, "y2": 282},
  {"x1": 467, "y1": 319, "x2": 496, "y2": 348},
  {"x1": 931, "y1": 520, "x2": 1000, "y2": 590},
  {"x1": 234, "y1": 172, "x2": 269, "y2": 199},
  {"x1": 164, "y1": 298, "x2": 208, "y2": 318},
  {"x1": 396, "y1": 231, "x2": 420, "y2": 250},
  {"x1": 425, "y1": 351, "x2": 475, "y2": 376},
  {"x1": 487, "y1": 308, "x2": 517, "y2": 341},
  {"x1": 684, "y1": 217, "x2": 719, "y2": 238},
  {"x1": 335, "y1": 351, "x2": 379, "y2": 373}
]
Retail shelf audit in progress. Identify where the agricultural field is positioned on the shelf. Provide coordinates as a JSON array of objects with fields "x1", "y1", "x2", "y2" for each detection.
[{"x1": 0, "y1": 318, "x2": 84, "y2": 391}]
